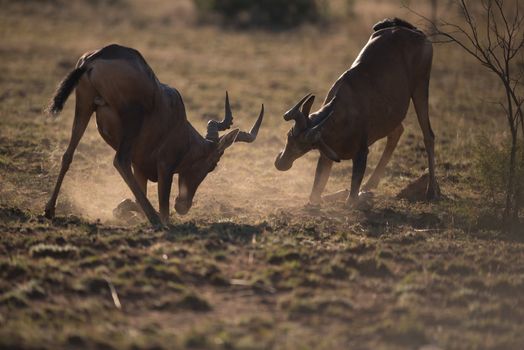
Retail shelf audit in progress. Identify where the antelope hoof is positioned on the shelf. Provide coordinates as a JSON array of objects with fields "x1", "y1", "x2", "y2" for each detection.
[
  {"x1": 160, "y1": 214, "x2": 170, "y2": 226},
  {"x1": 149, "y1": 215, "x2": 163, "y2": 228},
  {"x1": 362, "y1": 179, "x2": 379, "y2": 192},
  {"x1": 344, "y1": 196, "x2": 356, "y2": 209},
  {"x1": 44, "y1": 205, "x2": 55, "y2": 219},
  {"x1": 305, "y1": 202, "x2": 321, "y2": 210},
  {"x1": 425, "y1": 183, "x2": 441, "y2": 201},
  {"x1": 344, "y1": 192, "x2": 374, "y2": 211},
  {"x1": 359, "y1": 190, "x2": 375, "y2": 199},
  {"x1": 307, "y1": 194, "x2": 322, "y2": 207}
]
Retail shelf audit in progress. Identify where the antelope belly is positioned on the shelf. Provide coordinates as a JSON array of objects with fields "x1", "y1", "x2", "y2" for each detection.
[{"x1": 95, "y1": 105, "x2": 121, "y2": 150}]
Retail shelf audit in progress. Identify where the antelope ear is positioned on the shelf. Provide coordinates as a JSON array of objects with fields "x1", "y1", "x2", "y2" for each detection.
[
  {"x1": 218, "y1": 128, "x2": 240, "y2": 152},
  {"x1": 301, "y1": 95, "x2": 315, "y2": 117},
  {"x1": 318, "y1": 138, "x2": 341, "y2": 162}
]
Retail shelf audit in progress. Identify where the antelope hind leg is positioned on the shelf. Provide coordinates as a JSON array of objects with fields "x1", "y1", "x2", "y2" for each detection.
[{"x1": 45, "y1": 79, "x2": 94, "y2": 218}]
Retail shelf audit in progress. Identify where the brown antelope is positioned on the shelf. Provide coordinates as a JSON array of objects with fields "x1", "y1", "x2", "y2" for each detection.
[
  {"x1": 45, "y1": 44, "x2": 264, "y2": 225},
  {"x1": 274, "y1": 18, "x2": 440, "y2": 206}
]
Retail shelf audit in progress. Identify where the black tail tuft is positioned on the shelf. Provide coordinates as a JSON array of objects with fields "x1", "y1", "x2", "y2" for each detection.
[
  {"x1": 47, "y1": 66, "x2": 87, "y2": 116},
  {"x1": 373, "y1": 18, "x2": 417, "y2": 32}
]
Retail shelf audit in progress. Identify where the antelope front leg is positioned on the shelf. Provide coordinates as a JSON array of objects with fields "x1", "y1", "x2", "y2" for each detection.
[
  {"x1": 157, "y1": 163, "x2": 173, "y2": 225},
  {"x1": 309, "y1": 154, "x2": 333, "y2": 205},
  {"x1": 345, "y1": 142, "x2": 369, "y2": 207},
  {"x1": 113, "y1": 165, "x2": 148, "y2": 219},
  {"x1": 113, "y1": 135, "x2": 161, "y2": 225},
  {"x1": 362, "y1": 124, "x2": 403, "y2": 191}
]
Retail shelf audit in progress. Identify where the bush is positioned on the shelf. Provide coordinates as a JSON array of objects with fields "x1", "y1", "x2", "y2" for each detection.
[
  {"x1": 193, "y1": 0, "x2": 324, "y2": 29},
  {"x1": 474, "y1": 135, "x2": 524, "y2": 214}
]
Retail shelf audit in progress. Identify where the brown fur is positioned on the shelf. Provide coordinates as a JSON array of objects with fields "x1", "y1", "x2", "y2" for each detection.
[
  {"x1": 45, "y1": 44, "x2": 263, "y2": 225},
  {"x1": 275, "y1": 19, "x2": 440, "y2": 206}
]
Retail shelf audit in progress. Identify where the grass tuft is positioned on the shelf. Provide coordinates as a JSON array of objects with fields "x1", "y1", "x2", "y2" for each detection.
[{"x1": 30, "y1": 244, "x2": 79, "y2": 259}]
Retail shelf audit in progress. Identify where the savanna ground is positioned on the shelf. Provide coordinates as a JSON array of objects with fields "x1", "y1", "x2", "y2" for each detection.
[{"x1": 1, "y1": 0, "x2": 524, "y2": 349}]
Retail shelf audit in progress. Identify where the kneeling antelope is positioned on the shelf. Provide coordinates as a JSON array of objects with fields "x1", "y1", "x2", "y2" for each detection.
[
  {"x1": 274, "y1": 18, "x2": 440, "y2": 206},
  {"x1": 45, "y1": 44, "x2": 264, "y2": 225}
]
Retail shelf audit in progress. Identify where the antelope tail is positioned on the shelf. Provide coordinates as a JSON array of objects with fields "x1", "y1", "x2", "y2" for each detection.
[{"x1": 47, "y1": 65, "x2": 88, "y2": 116}]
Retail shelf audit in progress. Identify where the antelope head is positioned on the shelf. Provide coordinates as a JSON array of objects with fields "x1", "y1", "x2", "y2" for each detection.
[
  {"x1": 275, "y1": 94, "x2": 340, "y2": 171},
  {"x1": 175, "y1": 92, "x2": 264, "y2": 214}
]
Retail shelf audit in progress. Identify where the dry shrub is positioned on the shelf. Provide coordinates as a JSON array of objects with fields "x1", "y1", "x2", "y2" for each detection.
[
  {"x1": 474, "y1": 135, "x2": 524, "y2": 212},
  {"x1": 193, "y1": 0, "x2": 325, "y2": 29}
]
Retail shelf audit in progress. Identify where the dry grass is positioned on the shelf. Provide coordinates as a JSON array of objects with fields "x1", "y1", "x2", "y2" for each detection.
[{"x1": 1, "y1": 0, "x2": 523, "y2": 349}]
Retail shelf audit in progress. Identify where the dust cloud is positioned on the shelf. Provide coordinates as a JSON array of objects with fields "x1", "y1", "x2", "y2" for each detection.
[{"x1": 53, "y1": 122, "x2": 346, "y2": 224}]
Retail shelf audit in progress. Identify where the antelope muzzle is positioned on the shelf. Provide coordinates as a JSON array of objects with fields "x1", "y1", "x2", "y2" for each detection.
[
  {"x1": 274, "y1": 150, "x2": 294, "y2": 171},
  {"x1": 174, "y1": 196, "x2": 192, "y2": 215}
]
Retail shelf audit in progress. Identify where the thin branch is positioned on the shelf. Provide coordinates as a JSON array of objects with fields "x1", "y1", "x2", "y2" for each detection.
[{"x1": 408, "y1": 0, "x2": 523, "y2": 222}]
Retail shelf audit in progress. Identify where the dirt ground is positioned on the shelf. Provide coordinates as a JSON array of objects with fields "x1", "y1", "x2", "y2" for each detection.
[{"x1": 1, "y1": 0, "x2": 523, "y2": 349}]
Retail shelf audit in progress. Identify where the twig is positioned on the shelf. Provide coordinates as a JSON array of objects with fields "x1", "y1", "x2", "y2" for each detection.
[
  {"x1": 105, "y1": 277, "x2": 122, "y2": 310},
  {"x1": 413, "y1": 228, "x2": 442, "y2": 232}
]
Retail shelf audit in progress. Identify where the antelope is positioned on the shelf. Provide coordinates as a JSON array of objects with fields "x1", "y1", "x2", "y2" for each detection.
[
  {"x1": 274, "y1": 18, "x2": 440, "y2": 207},
  {"x1": 45, "y1": 44, "x2": 264, "y2": 225}
]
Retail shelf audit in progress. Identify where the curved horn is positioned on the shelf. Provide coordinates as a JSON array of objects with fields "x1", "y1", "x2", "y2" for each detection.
[
  {"x1": 206, "y1": 91, "x2": 234, "y2": 141},
  {"x1": 305, "y1": 96, "x2": 337, "y2": 144},
  {"x1": 301, "y1": 94, "x2": 315, "y2": 118},
  {"x1": 283, "y1": 93, "x2": 313, "y2": 133},
  {"x1": 284, "y1": 93, "x2": 311, "y2": 121},
  {"x1": 235, "y1": 104, "x2": 264, "y2": 143}
]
